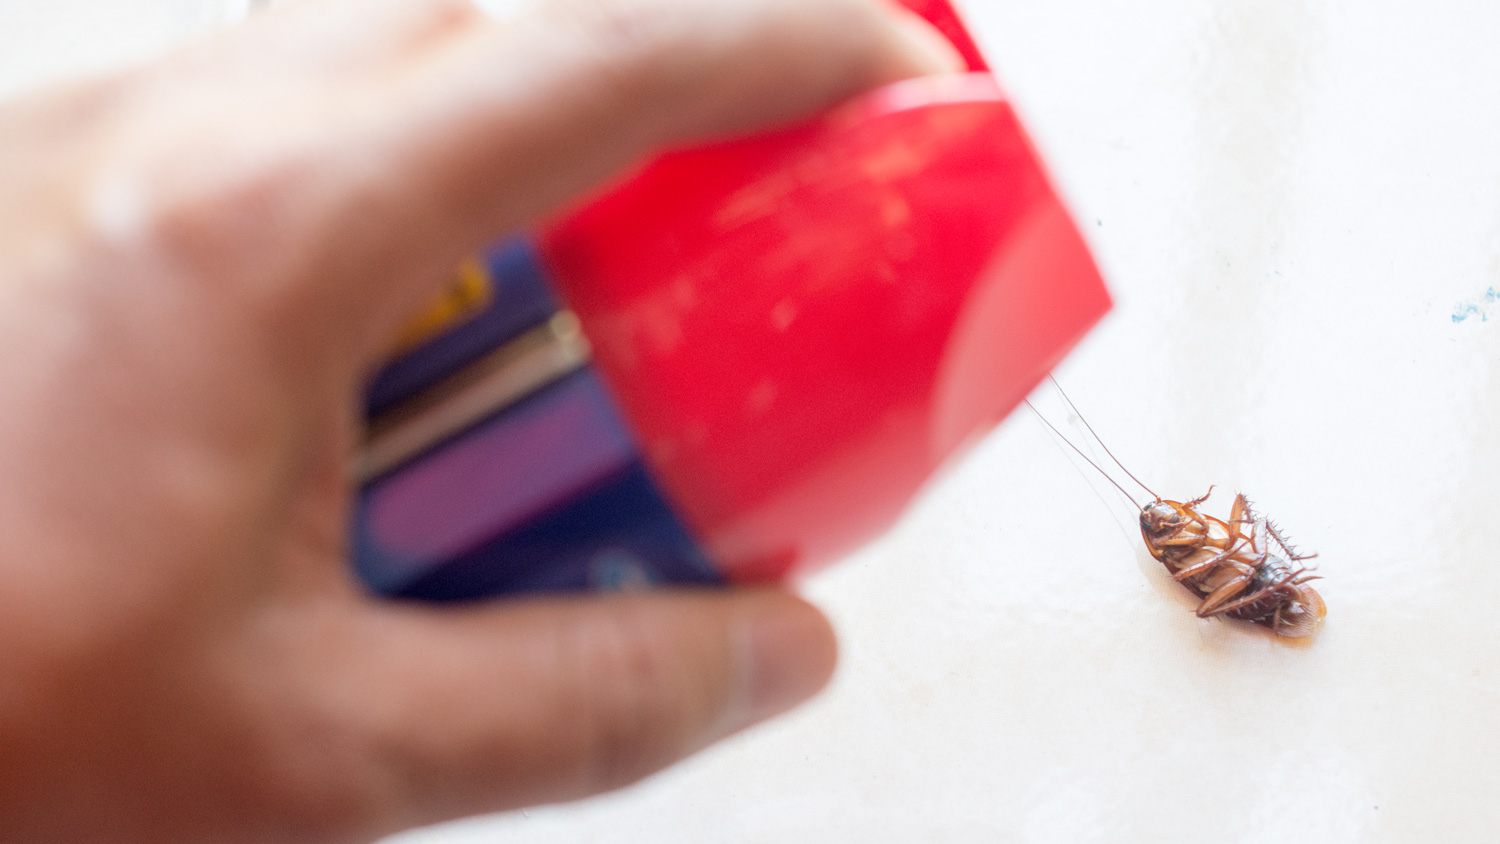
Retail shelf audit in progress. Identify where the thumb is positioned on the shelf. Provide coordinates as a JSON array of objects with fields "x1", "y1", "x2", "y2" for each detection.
[{"x1": 350, "y1": 588, "x2": 836, "y2": 826}]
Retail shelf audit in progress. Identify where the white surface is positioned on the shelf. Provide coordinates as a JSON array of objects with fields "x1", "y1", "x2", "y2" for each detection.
[
  {"x1": 0, "y1": 0, "x2": 246, "y2": 100},
  {"x1": 5, "y1": 1, "x2": 1499, "y2": 842}
]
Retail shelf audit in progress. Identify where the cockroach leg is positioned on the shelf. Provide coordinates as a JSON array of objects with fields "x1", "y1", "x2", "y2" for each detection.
[
  {"x1": 1201, "y1": 570, "x2": 1298, "y2": 617},
  {"x1": 1157, "y1": 532, "x2": 1211, "y2": 548},
  {"x1": 1195, "y1": 575, "x2": 1253, "y2": 617},
  {"x1": 1171, "y1": 538, "x2": 1250, "y2": 582},
  {"x1": 1228, "y1": 493, "x2": 1249, "y2": 524},
  {"x1": 1266, "y1": 520, "x2": 1317, "y2": 562},
  {"x1": 1172, "y1": 551, "x2": 1227, "y2": 581},
  {"x1": 1185, "y1": 485, "x2": 1216, "y2": 509}
]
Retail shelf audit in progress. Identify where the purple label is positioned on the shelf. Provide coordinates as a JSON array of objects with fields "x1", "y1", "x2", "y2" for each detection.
[{"x1": 355, "y1": 240, "x2": 722, "y2": 600}]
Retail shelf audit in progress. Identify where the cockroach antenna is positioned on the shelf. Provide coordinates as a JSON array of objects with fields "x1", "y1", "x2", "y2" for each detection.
[
  {"x1": 1046, "y1": 375, "x2": 1159, "y2": 501},
  {"x1": 1024, "y1": 399, "x2": 1142, "y2": 509}
]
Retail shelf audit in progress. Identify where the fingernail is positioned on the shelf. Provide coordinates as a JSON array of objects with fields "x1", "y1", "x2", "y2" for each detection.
[
  {"x1": 722, "y1": 594, "x2": 838, "y2": 735},
  {"x1": 887, "y1": 9, "x2": 967, "y2": 76}
]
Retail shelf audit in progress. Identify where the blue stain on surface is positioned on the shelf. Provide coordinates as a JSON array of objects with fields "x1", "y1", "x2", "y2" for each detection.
[
  {"x1": 1453, "y1": 303, "x2": 1482, "y2": 323},
  {"x1": 1452, "y1": 287, "x2": 1499, "y2": 323}
]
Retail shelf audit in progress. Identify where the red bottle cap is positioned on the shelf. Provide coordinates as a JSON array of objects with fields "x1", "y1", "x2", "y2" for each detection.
[{"x1": 540, "y1": 16, "x2": 1109, "y2": 584}]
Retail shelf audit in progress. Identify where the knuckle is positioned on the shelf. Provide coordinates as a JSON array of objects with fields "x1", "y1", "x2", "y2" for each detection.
[
  {"x1": 544, "y1": 0, "x2": 701, "y2": 108},
  {"x1": 558, "y1": 0, "x2": 683, "y2": 59},
  {"x1": 564, "y1": 600, "x2": 719, "y2": 793},
  {"x1": 90, "y1": 141, "x2": 353, "y2": 358},
  {"x1": 132, "y1": 157, "x2": 306, "y2": 290},
  {"x1": 414, "y1": 0, "x2": 487, "y2": 33}
]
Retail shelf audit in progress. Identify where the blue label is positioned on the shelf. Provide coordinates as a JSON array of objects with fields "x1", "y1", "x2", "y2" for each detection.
[{"x1": 356, "y1": 241, "x2": 722, "y2": 599}]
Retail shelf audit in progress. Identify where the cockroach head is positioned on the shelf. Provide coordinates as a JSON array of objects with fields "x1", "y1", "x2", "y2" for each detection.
[{"x1": 1139, "y1": 500, "x2": 1183, "y2": 535}]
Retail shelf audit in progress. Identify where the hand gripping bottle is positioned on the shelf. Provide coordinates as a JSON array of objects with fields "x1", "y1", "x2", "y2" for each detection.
[{"x1": 353, "y1": 0, "x2": 1111, "y2": 599}]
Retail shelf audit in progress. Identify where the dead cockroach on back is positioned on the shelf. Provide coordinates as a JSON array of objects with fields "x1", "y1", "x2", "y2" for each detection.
[{"x1": 1027, "y1": 379, "x2": 1326, "y2": 639}]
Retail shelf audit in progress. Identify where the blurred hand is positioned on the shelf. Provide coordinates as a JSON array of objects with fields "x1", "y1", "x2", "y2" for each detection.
[{"x1": 0, "y1": 0, "x2": 959, "y2": 841}]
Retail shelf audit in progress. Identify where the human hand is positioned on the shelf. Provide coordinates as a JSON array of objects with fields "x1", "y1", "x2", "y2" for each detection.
[{"x1": 0, "y1": 0, "x2": 960, "y2": 841}]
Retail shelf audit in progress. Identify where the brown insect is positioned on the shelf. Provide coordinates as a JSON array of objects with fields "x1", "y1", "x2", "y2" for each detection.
[{"x1": 1029, "y1": 381, "x2": 1326, "y2": 638}]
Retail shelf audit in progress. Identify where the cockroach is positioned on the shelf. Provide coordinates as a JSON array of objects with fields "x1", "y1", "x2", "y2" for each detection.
[{"x1": 1027, "y1": 379, "x2": 1326, "y2": 638}]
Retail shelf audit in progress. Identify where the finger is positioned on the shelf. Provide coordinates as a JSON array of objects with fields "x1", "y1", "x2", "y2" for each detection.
[
  {"x1": 119, "y1": 0, "x2": 963, "y2": 378},
  {"x1": 224, "y1": 0, "x2": 487, "y2": 75},
  {"x1": 349, "y1": 0, "x2": 965, "y2": 350},
  {"x1": 338, "y1": 588, "x2": 836, "y2": 829}
]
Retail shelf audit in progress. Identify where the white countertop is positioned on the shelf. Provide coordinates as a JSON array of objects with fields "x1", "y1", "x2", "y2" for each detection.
[{"x1": 6, "y1": 1, "x2": 1498, "y2": 841}]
